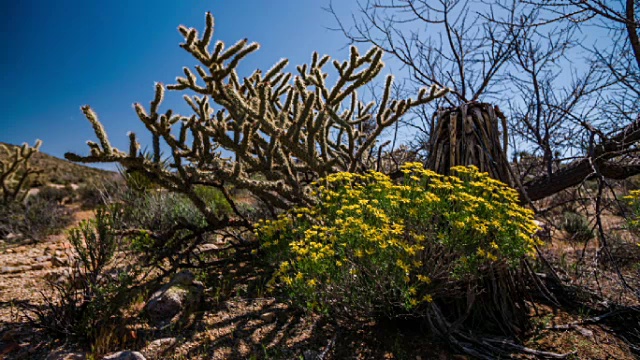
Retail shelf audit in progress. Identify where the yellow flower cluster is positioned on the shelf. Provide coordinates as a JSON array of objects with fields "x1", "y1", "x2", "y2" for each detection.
[
  {"x1": 623, "y1": 190, "x2": 640, "y2": 241},
  {"x1": 255, "y1": 162, "x2": 540, "y2": 314}
]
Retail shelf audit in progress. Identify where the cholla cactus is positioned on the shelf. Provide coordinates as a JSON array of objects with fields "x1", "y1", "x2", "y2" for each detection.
[
  {"x1": 1, "y1": 140, "x2": 42, "y2": 203},
  {"x1": 65, "y1": 13, "x2": 448, "y2": 227}
]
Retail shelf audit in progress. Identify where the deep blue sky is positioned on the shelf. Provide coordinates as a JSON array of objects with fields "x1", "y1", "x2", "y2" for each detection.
[{"x1": 0, "y1": 0, "x2": 361, "y2": 164}]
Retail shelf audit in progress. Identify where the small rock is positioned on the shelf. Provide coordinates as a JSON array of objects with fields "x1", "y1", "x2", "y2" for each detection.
[
  {"x1": 145, "y1": 271, "x2": 203, "y2": 328},
  {"x1": 260, "y1": 312, "x2": 276, "y2": 323},
  {"x1": 575, "y1": 325, "x2": 594, "y2": 338},
  {"x1": 101, "y1": 351, "x2": 146, "y2": 360},
  {"x1": 35, "y1": 255, "x2": 52, "y2": 262},
  {"x1": 30, "y1": 262, "x2": 51, "y2": 271},
  {"x1": 171, "y1": 271, "x2": 196, "y2": 285},
  {"x1": 0, "y1": 265, "x2": 30, "y2": 274},
  {"x1": 5, "y1": 248, "x2": 14, "y2": 254},
  {"x1": 140, "y1": 337, "x2": 177, "y2": 358},
  {"x1": 145, "y1": 288, "x2": 189, "y2": 327},
  {"x1": 194, "y1": 243, "x2": 220, "y2": 255},
  {"x1": 52, "y1": 256, "x2": 68, "y2": 267},
  {"x1": 45, "y1": 351, "x2": 87, "y2": 360}
]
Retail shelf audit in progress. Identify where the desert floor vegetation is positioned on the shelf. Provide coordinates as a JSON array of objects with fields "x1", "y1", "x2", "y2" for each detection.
[{"x1": 2, "y1": 2, "x2": 640, "y2": 359}]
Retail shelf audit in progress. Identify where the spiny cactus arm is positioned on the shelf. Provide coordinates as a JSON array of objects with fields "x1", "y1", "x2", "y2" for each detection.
[
  {"x1": 177, "y1": 73, "x2": 312, "y2": 195},
  {"x1": 349, "y1": 83, "x2": 450, "y2": 172},
  {"x1": 0, "y1": 140, "x2": 42, "y2": 203},
  {"x1": 81, "y1": 106, "x2": 116, "y2": 157},
  {"x1": 177, "y1": 18, "x2": 408, "y2": 179},
  {"x1": 160, "y1": 96, "x2": 305, "y2": 208},
  {"x1": 0, "y1": 146, "x2": 23, "y2": 200},
  {"x1": 67, "y1": 12, "x2": 448, "y2": 224}
]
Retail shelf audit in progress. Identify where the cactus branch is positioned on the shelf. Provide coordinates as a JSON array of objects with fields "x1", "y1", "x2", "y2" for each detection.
[{"x1": 65, "y1": 13, "x2": 447, "y2": 230}]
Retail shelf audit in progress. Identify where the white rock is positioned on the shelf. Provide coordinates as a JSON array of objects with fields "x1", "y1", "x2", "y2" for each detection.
[{"x1": 102, "y1": 351, "x2": 146, "y2": 360}]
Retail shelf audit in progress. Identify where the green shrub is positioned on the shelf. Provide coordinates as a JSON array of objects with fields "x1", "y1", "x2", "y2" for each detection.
[
  {"x1": 24, "y1": 208, "x2": 136, "y2": 344},
  {"x1": 77, "y1": 183, "x2": 106, "y2": 208},
  {"x1": 0, "y1": 201, "x2": 24, "y2": 237},
  {"x1": 562, "y1": 211, "x2": 594, "y2": 242},
  {"x1": 77, "y1": 178, "x2": 125, "y2": 209},
  {"x1": 35, "y1": 185, "x2": 75, "y2": 204},
  {"x1": 112, "y1": 187, "x2": 231, "y2": 267},
  {"x1": 117, "y1": 184, "x2": 232, "y2": 232},
  {"x1": 624, "y1": 190, "x2": 640, "y2": 234},
  {"x1": 0, "y1": 196, "x2": 73, "y2": 241},
  {"x1": 194, "y1": 185, "x2": 233, "y2": 216},
  {"x1": 119, "y1": 190, "x2": 208, "y2": 232},
  {"x1": 120, "y1": 168, "x2": 159, "y2": 193},
  {"x1": 256, "y1": 163, "x2": 539, "y2": 319}
]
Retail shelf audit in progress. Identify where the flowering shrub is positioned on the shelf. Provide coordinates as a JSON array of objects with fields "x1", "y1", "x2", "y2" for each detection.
[
  {"x1": 623, "y1": 190, "x2": 640, "y2": 248},
  {"x1": 624, "y1": 190, "x2": 640, "y2": 233},
  {"x1": 255, "y1": 163, "x2": 540, "y2": 318}
]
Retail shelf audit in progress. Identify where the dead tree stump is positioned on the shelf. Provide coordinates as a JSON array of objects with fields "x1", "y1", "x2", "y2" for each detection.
[{"x1": 426, "y1": 102, "x2": 514, "y2": 187}]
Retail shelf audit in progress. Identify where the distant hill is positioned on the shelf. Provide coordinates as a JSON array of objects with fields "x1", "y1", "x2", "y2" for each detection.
[{"x1": 0, "y1": 142, "x2": 117, "y2": 187}]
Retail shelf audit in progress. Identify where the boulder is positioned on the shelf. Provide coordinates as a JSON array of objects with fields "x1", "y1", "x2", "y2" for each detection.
[{"x1": 144, "y1": 271, "x2": 203, "y2": 328}]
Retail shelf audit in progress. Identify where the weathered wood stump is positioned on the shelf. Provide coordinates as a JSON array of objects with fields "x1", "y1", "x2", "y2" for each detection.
[{"x1": 426, "y1": 102, "x2": 514, "y2": 187}]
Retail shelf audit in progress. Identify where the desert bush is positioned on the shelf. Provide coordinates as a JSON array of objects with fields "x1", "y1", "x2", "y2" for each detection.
[
  {"x1": 602, "y1": 233, "x2": 640, "y2": 268},
  {"x1": 0, "y1": 196, "x2": 73, "y2": 241},
  {"x1": 623, "y1": 190, "x2": 640, "y2": 234},
  {"x1": 0, "y1": 141, "x2": 75, "y2": 241},
  {"x1": 77, "y1": 183, "x2": 107, "y2": 208},
  {"x1": 601, "y1": 194, "x2": 633, "y2": 217},
  {"x1": 24, "y1": 196, "x2": 73, "y2": 239},
  {"x1": 256, "y1": 163, "x2": 539, "y2": 322},
  {"x1": 0, "y1": 201, "x2": 24, "y2": 237},
  {"x1": 119, "y1": 165, "x2": 161, "y2": 193},
  {"x1": 25, "y1": 208, "x2": 136, "y2": 345},
  {"x1": 119, "y1": 190, "x2": 208, "y2": 232},
  {"x1": 110, "y1": 187, "x2": 232, "y2": 268},
  {"x1": 35, "y1": 185, "x2": 75, "y2": 204},
  {"x1": 193, "y1": 185, "x2": 233, "y2": 216},
  {"x1": 562, "y1": 211, "x2": 594, "y2": 242},
  {"x1": 77, "y1": 178, "x2": 125, "y2": 209}
]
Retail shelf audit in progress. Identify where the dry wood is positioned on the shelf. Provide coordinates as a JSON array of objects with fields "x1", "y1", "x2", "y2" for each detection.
[{"x1": 426, "y1": 102, "x2": 513, "y2": 187}]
